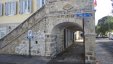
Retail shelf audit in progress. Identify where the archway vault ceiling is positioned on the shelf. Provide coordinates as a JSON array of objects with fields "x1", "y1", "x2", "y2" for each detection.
[{"x1": 52, "y1": 22, "x2": 83, "y2": 33}]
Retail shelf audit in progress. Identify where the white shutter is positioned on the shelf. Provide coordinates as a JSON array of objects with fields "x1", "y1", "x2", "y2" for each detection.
[
  {"x1": 25, "y1": 0, "x2": 29, "y2": 13},
  {"x1": 11, "y1": 2, "x2": 13, "y2": 15},
  {"x1": 40, "y1": 0, "x2": 42, "y2": 8},
  {"x1": 19, "y1": 0, "x2": 23, "y2": 14},
  {"x1": 23, "y1": 0, "x2": 26, "y2": 13},
  {"x1": 8, "y1": 2, "x2": 11, "y2": 16},
  {"x1": 5, "y1": 2, "x2": 8, "y2": 15},
  {"x1": 38, "y1": 0, "x2": 42, "y2": 8},
  {"x1": 39, "y1": 0, "x2": 45, "y2": 8},
  {"x1": 14, "y1": 2, "x2": 17, "y2": 15},
  {"x1": 0, "y1": 3, "x2": 2, "y2": 16},
  {"x1": 28, "y1": 0, "x2": 32, "y2": 13},
  {"x1": 11, "y1": 2, "x2": 16, "y2": 15},
  {"x1": 19, "y1": 0, "x2": 32, "y2": 14}
]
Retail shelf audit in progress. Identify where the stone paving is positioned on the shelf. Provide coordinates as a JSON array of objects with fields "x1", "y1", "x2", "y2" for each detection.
[{"x1": 96, "y1": 38, "x2": 113, "y2": 64}]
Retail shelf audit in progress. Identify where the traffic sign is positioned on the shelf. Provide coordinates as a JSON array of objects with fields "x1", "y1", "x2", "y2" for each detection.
[{"x1": 27, "y1": 30, "x2": 33, "y2": 39}]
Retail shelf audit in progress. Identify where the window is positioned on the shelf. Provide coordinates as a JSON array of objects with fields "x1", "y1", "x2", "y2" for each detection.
[
  {"x1": 42, "y1": 0, "x2": 45, "y2": 6},
  {"x1": 0, "y1": 3, "x2": 2, "y2": 16},
  {"x1": 5, "y1": 1, "x2": 17, "y2": 16},
  {"x1": 19, "y1": 0, "x2": 32, "y2": 14},
  {"x1": 0, "y1": 27, "x2": 6, "y2": 39},
  {"x1": 38, "y1": 0, "x2": 45, "y2": 8}
]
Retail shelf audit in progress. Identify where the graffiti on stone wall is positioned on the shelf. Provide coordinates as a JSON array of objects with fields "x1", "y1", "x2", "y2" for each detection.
[
  {"x1": 15, "y1": 40, "x2": 44, "y2": 55},
  {"x1": 15, "y1": 31, "x2": 45, "y2": 56},
  {"x1": 37, "y1": 30, "x2": 45, "y2": 41}
]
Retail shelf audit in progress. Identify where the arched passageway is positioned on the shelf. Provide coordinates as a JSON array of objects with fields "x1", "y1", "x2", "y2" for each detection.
[{"x1": 48, "y1": 22, "x2": 85, "y2": 63}]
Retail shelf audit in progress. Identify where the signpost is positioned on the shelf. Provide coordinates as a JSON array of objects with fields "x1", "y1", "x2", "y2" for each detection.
[
  {"x1": 75, "y1": 12, "x2": 92, "y2": 63},
  {"x1": 27, "y1": 30, "x2": 33, "y2": 57}
]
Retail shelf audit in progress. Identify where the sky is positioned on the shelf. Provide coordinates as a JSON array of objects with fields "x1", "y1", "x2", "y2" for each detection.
[{"x1": 95, "y1": 0, "x2": 112, "y2": 25}]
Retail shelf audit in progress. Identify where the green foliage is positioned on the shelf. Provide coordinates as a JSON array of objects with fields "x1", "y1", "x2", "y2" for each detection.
[{"x1": 96, "y1": 16, "x2": 113, "y2": 36}]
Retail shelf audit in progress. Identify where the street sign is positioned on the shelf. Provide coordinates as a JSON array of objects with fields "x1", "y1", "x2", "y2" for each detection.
[
  {"x1": 75, "y1": 13, "x2": 92, "y2": 17},
  {"x1": 83, "y1": 13, "x2": 92, "y2": 17},
  {"x1": 27, "y1": 30, "x2": 33, "y2": 39},
  {"x1": 75, "y1": 13, "x2": 83, "y2": 17}
]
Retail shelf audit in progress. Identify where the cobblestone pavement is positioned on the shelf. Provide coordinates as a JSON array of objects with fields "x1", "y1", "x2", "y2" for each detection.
[
  {"x1": 96, "y1": 38, "x2": 113, "y2": 64},
  {"x1": 0, "y1": 42, "x2": 84, "y2": 64}
]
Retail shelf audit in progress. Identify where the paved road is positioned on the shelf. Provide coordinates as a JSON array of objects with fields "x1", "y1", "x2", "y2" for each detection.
[
  {"x1": 0, "y1": 42, "x2": 84, "y2": 64},
  {"x1": 96, "y1": 38, "x2": 113, "y2": 64}
]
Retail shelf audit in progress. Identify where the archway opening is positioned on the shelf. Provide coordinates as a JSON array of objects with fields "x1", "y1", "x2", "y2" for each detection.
[{"x1": 50, "y1": 22, "x2": 85, "y2": 63}]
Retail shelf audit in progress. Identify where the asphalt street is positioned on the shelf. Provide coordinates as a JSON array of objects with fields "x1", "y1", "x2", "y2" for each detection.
[{"x1": 96, "y1": 38, "x2": 113, "y2": 64}]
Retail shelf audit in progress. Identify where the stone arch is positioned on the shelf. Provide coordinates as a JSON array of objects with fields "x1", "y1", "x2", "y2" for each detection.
[
  {"x1": 51, "y1": 22, "x2": 83, "y2": 33},
  {"x1": 50, "y1": 22, "x2": 83, "y2": 55}
]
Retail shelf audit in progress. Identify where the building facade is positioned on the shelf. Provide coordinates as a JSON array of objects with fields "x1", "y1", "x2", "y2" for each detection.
[
  {"x1": 0, "y1": 0, "x2": 96, "y2": 63},
  {"x1": 0, "y1": 0, "x2": 45, "y2": 39}
]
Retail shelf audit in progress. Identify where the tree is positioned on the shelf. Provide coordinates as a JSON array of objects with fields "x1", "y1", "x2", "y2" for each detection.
[{"x1": 96, "y1": 16, "x2": 113, "y2": 37}]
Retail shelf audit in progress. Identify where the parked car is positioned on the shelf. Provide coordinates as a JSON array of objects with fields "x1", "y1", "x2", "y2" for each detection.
[{"x1": 109, "y1": 33, "x2": 113, "y2": 40}]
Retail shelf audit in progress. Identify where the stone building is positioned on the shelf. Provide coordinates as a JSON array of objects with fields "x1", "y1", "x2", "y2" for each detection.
[{"x1": 0, "y1": 0, "x2": 96, "y2": 64}]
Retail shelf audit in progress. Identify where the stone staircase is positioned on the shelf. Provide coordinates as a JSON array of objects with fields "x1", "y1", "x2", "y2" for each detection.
[{"x1": 0, "y1": 6, "x2": 46, "y2": 54}]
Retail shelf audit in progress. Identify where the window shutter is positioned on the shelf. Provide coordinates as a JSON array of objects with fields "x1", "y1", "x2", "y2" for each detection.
[
  {"x1": 23, "y1": 0, "x2": 26, "y2": 13},
  {"x1": 39, "y1": 0, "x2": 45, "y2": 8},
  {"x1": 5, "y1": 2, "x2": 8, "y2": 15},
  {"x1": 19, "y1": 0, "x2": 32, "y2": 14},
  {"x1": 40, "y1": 0, "x2": 42, "y2": 8},
  {"x1": 11, "y1": 2, "x2": 13, "y2": 15},
  {"x1": 11, "y1": 2, "x2": 16, "y2": 15},
  {"x1": 8, "y1": 2, "x2": 11, "y2": 15},
  {"x1": 25, "y1": 0, "x2": 29, "y2": 13},
  {"x1": 19, "y1": 0, "x2": 23, "y2": 14},
  {"x1": 14, "y1": 2, "x2": 17, "y2": 15},
  {"x1": 28, "y1": 0, "x2": 32, "y2": 13},
  {"x1": 0, "y1": 3, "x2": 2, "y2": 16}
]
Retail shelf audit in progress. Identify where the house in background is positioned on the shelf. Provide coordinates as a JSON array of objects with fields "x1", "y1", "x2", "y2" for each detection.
[{"x1": 0, "y1": 0, "x2": 45, "y2": 39}]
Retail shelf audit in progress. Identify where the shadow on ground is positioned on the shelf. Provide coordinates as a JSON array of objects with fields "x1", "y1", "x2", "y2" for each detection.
[{"x1": 47, "y1": 42, "x2": 85, "y2": 64}]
